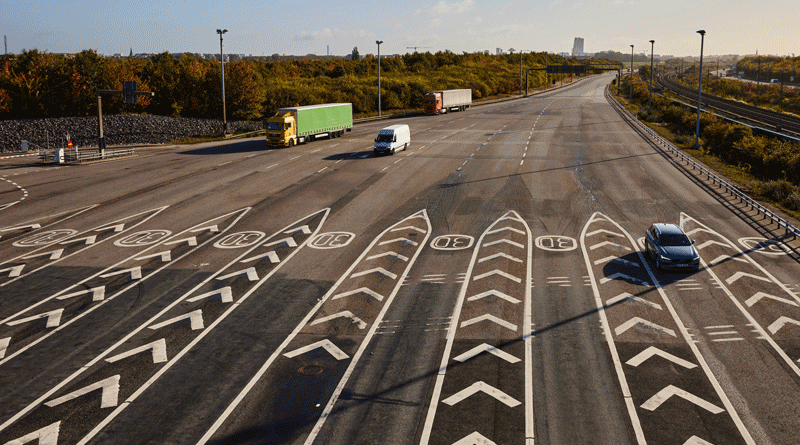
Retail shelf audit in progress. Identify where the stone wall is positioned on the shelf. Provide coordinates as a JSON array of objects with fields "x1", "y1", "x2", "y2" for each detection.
[{"x1": 0, "y1": 115, "x2": 262, "y2": 152}]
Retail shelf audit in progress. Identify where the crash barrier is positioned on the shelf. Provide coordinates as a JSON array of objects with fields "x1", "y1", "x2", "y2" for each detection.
[
  {"x1": 605, "y1": 84, "x2": 800, "y2": 239},
  {"x1": 39, "y1": 147, "x2": 135, "y2": 164}
]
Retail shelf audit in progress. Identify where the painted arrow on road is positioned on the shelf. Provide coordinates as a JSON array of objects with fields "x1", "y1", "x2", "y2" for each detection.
[
  {"x1": 148, "y1": 310, "x2": 204, "y2": 331},
  {"x1": 331, "y1": 287, "x2": 385, "y2": 302},
  {"x1": 641, "y1": 385, "x2": 724, "y2": 414},
  {"x1": 0, "y1": 206, "x2": 168, "y2": 287},
  {"x1": 3, "y1": 421, "x2": 61, "y2": 445},
  {"x1": 442, "y1": 381, "x2": 521, "y2": 408},
  {"x1": 55, "y1": 287, "x2": 106, "y2": 302},
  {"x1": 767, "y1": 316, "x2": 800, "y2": 335},
  {"x1": 453, "y1": 343, "x2": 521, "y2": 364},
  {"x1": 283, "y1": 339, "x2": 349, "y2": 360},
  {"x1": 466, "y1": 289, "x2": 520, "y2": 304},
  {"x1": 745, "y1": 292, "x2": 799, "y2": 308},
  {"x1": 44, "y1": 375, "x2": 121, "y2": 409},
  {"x1": 614, "y1": 317, "x2": 676, "y2": 337},
  {"x1": 7, "y1": 309, "x2": 64, "y2": 329},
  {"x1": 452, "y1": 431, "x2": 497, "y2": 445},
  {"x1": 106, "y1": 338, "x2": 168, "y2": 364},
  {"x1": 310, "y1": 311, "x2": 367, "y2": 330},
  {"x1": 625, "y1": 346, "x2": 697, "y2": 369},
  {"x1": 460, "y1": 314, "x2": 518, "y2": 332}
]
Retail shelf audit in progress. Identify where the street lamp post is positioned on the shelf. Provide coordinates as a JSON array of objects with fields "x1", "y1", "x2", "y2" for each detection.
[
  {"x1": 216, "y1": 29, "x2": 228, "y2": 135},
  {"x1": 376, "y1": 40, "x2": 383, "y2": 116},
  {"x1": 693, "y1": 30, "x2": 706, "y2": 149},
  {"x1": 629, "y1": 45, "x2": 634, "y2": 102},
  {"x1": 649, "y1": 40, "x2": 655, "y2": 113}
]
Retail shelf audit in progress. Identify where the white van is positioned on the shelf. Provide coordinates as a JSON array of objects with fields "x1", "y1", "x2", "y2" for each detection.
[{"x1": 374, "y1": 124, "x2": 410, "y2": 156}]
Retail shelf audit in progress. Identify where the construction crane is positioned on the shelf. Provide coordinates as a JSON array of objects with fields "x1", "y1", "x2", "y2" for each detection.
[{"x1": 406, "y1": 46, "x2": 432, "y2": 53}]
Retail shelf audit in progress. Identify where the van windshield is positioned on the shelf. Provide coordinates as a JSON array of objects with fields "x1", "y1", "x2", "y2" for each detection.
[{"x1": 377, "y1": 134, "x2": 394, "y2": 142}]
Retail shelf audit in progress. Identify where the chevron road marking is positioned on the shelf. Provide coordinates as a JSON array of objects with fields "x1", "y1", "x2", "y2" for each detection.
[
  {"x1": 309, "y1": 311, "x2": 367, "y2": 330},
  {"x1": 239, "y1": 251, "x2": 280, "y2": 264},
  {"x1": 478, "y1": 252, "x2": 522, "y2": 263},
  {"x1": 606, "y1": 292, "x2": 662, "y2": 310},
  {"x1": 586, "y1": 228, "x2": 624, "y2": 238},
  {"x1": 625, "y1": 346, "x2": 697, "y2": 369},
  {"x1": 3, "y1": 421, "x2": 60, "y2": 445},
  {"x1": 466, "y1": 289, "x2": 521, "y2": 304},
  {"x1": 482, "y1": 239, "x2": 523, "y2": 249},
  {"x1": 726, "y1": 271, "x2": 771, "y2": 285},
  {"x1": 589, "y1": 240, "x2": 630, "y2": 251},
  {"x1": 60, "y1": 235, "x2": 97, "y2": 245},
  {"x1": 593, "y1": 255, "x2": 640, "y2": 267},
  {"x1": 683, "y1": 436, "x2": 715, "y2": 445},
  {"x1": 0, "y1": 265, "x2": 25, "y2": 278},
  {"x1": 0, "y1": 223, "x2": 41, "y2": 232},
  {"x1": 20, "y1": 249, "x2": 64, "y2": 260},
  {"x1": 134, "y1": 251, "x2": 172, "y2": 262},
  {"x1": 390, "y1": 225, "x2": 426, "y2": 234},
  {"x1": 460, "y1": 314, "x2": 518, "y2": 332},
  {"x1": 452, "y1": 431, "x2": 496, "y2": 445},
  {"x1": 148, "y1": 310, "x2": 204, "y2": 331},
  {"x1": 215, "y1": 267, "x2": 258, "y2": 282},
  {"x1": 106, "y1": 339, "x2": 168, "y2": 364},
  {"x1": 472, "y1": 269, "x2": 521, "y2": 283},
  {"x1": 366, "y1": 251, "x2": 409, "y2": 262},
  {"x1": 378, "y1": 237, "x2": 419, "y2": 247},
  {"x1": 350, "y1": 267, "x2": 398, "y2": 280},
  {"x1": 331, "y1": 287, "x2": 385, "y2": 302},
  {"x1": 187, "y1": 287, "x2": 234, "y2": 304},
  {"x1": 599, "y1": 272, "x2": 649, "y2": 286},
  {"x1": 442, "y1": 381, "x2": 521, "y2": 408},
  {"x1": 745, "y1": 292, "x2": 799, "y2": 308},
  {"x1": 164, "y1": 236, "x2": 197, "y2": 246},
  {"x1": 285, "y1": 225, "x2": 312, "y2": 235},
  {"x1": 99, "y1": 266, "x2": 142, "y2": 280},
  {"x1": 56, "y1": 286, "x2": 106, "y2": 302},
  {"x1": 7, "y1": 309, "x2": 64, "y2": 329},
  {"x1": 264, "y1": 237, "x2": 298, "y2": 248},
  {"x1": 767, "y1": 316, "x2": 800, "y2": 335},
  {"x1": 283, "y1": 339, "x2": 349, "y2": 360},
  {"x1": 453, "y1": 343, "x2": 521, "y2": 364},
  {"x1": 614, "y1": 317, "x2": 676, "y2": 337},
  {"x1": 708, "y1": 254, "x2": 747, "y2": 266},
  {"x1": 695, "y1": 240, "x2": 732, "y2": 250},
  {"x1": 0, "y1": 337, "x2": 9, "y2": 359},
  {"x1": 640, "y1": 385, "x2": 724, "y2": 414},
  {"x1": 485, "y1": 226, "x2": 525, "y2": 236},
  {"x1": 44, "y1": 375, "x2": 120, "y2": 409}
]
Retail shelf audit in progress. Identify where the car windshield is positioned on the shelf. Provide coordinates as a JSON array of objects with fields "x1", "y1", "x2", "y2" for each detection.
[
  {"x1": 377, "y1": 134, "x2": 394, "y2": 142},
  {"x1": 660, "y1": 234, "x2": 691, "y2": 246},
  {"x1": 266, "y1": 122, "x2": 282, "y2": 131}
]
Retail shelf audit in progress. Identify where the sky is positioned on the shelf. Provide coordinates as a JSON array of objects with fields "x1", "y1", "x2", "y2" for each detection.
[{"x1": 1, "y1": 0, "x2": 798, "y2": 58}]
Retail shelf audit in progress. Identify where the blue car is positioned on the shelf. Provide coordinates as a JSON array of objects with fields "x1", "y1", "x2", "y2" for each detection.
[{"x1": 644, "y1": 223, "x2": 701, "y2": 271}]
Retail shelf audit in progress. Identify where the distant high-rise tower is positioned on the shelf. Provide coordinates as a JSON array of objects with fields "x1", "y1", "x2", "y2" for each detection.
[{"x1": 572, "y1": 38, "x2": 585, "y2": 57}]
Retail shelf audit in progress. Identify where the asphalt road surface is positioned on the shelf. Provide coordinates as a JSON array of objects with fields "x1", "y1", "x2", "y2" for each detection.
[{"x1": 1, "y1": 72, "x2": 800, "y2": 445}]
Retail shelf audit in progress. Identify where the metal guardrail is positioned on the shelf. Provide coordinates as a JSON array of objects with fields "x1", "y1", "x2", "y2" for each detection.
[
  {"x1": 39, "y1": 147, "x2": 135, "y2": 164},
  {"x1": 605, "y1": 84, "x2": 800, "y2": 239}
]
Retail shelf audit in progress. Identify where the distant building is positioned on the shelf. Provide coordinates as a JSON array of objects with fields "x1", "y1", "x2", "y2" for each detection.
[{"x1": 572, "y1": 38, "x2": 585, "y2": 57}]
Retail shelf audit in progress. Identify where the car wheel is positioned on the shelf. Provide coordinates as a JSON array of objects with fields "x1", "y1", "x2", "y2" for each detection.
[
  {"x1": 391, "y1": 146, "x2": 396, "y2": 155},
  {"x1": 288, "y1": 139, "x2": 294, "y2": 147},
  {"x1": 404, "y1": 143, "x2": 408, "y2": 151}
]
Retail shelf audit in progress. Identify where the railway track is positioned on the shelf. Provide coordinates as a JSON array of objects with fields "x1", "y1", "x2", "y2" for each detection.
[{"x1": 655, "y1": 73, "x2": 800, "y2": 136}]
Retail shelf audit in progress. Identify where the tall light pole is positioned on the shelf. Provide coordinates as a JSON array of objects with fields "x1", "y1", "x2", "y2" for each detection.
[
  {"x1": 216, "y1": 29, "x2": 228, "y2": 135},
  {"x1": 649, "y1": 40, "x2": 655, "y2": 113},
  {"x1": 693, "y1": 30, "x2": 706, "y2": 149},
  {"x1": 629, "y1": 45, "x2": 634, "y2": 102},
  {"x1": 376, "y1": 40, "x2": 383, "y2": 116}
]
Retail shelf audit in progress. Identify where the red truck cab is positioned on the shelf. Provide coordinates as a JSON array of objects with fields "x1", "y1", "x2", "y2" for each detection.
[{"x1": 424, "y1": 92, "x2": 442, "y2": 115}]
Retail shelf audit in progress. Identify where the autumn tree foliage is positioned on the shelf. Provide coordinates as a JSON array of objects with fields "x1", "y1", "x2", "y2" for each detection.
[{"x1": 0, "y1": 49, "x2": 608, "y2": 120}]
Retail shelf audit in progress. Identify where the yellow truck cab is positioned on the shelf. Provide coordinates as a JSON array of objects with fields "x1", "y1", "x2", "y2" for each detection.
[{"x1": 265, "y1": 111, "x2": 297, "y2": 147}]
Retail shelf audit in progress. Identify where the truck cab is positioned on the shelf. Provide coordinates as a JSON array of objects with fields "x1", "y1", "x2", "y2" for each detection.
[
  {"x1": 424, "y1": 92, "x2": 442, "y2": 115},
  {"x1": 266, "y1": 112, "x2": 297, "y2": 147}
]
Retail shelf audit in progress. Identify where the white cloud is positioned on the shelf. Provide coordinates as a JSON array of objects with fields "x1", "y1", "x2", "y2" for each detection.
[
  {"x1": 431, "y1": 18, "x2": 443, "y2": 27},
  {"x1": 475, "y1": 16, "x2": 483, "y2": 24},
  {"x1": 431, "y1": 0, "x2": 475, "y2": 14}
]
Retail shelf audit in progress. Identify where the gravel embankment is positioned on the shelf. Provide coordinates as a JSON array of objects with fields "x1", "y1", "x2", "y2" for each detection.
[{"x1": 0, "y1": 115, "x2": 262, "y2": 152}]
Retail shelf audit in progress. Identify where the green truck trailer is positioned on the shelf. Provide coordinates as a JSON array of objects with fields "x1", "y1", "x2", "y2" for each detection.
[{"x1": 265, "y1": 103, "x2": 353, "y2": 147}]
